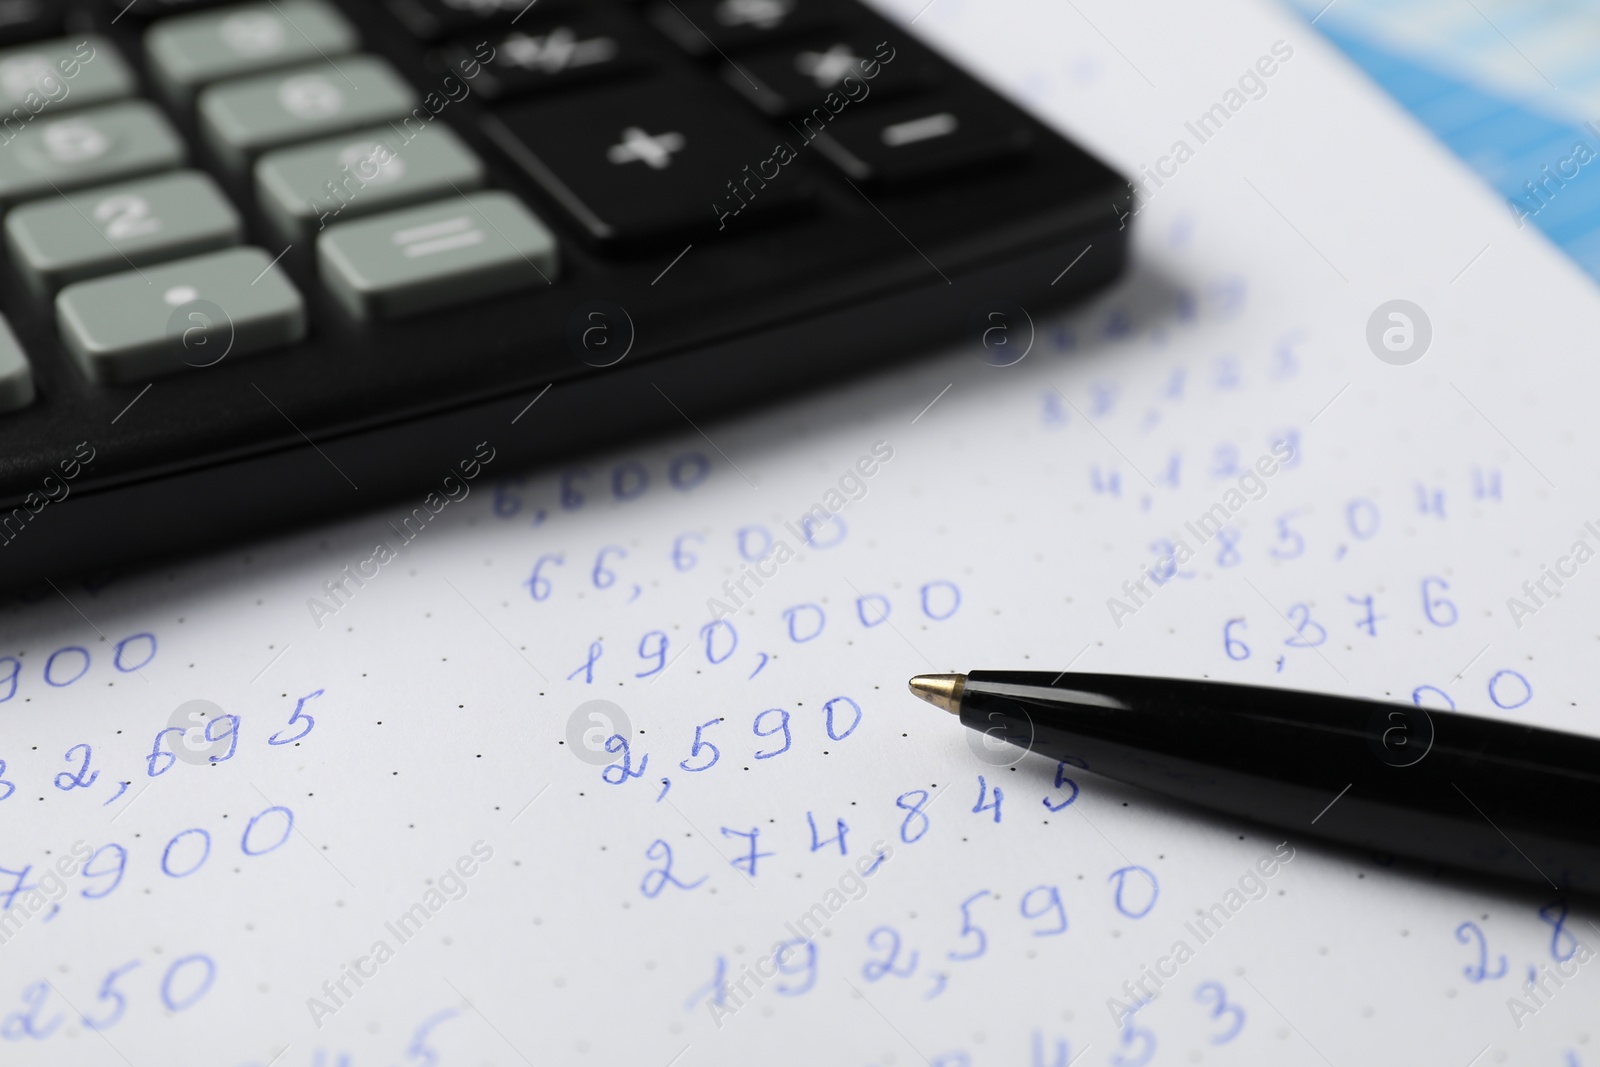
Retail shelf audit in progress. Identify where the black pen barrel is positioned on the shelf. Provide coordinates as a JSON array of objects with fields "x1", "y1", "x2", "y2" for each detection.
[{"x1": 960, "y1": 671, "x2": 1600, "y2": 893}]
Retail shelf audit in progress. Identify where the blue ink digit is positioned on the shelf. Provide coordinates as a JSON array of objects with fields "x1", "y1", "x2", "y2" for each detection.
[
  {"x1": 1416, "y1": 484, "x2": 1445, "y2": 518},
  {"x1": 823, "y1": 696, "x2": 862, "y2": 741},
  {"x1": 1541, "y1": 900, "x2": 1579, "y2": 963},
  {"x1": 800, "y1": 512, "x2": 845, "y2": 548},
  {"x1": 1109, "y1": 866, "x2": 1159, "y2": 919},
  {"x1": 612, "y1": 461, "x2": 649, "y2": 501},
  {"x1": 1020, "y1": 885, "x2": 1068, "y2": 936},
  {"x1": 782, "y1": 604, "x2": 825, "y2": 643},
  {"x1": 559, "y1": 467, "x2": 588, "y2": 510},
  {"x1": 1044, "y1": 761, "x2": 1080, "y2": 811},
  {"x1": 748, "y1": 653, "x2": 768, "y2": 679},
  {"x1": 774, "y1": 940, "x2": 817, "y2": 995},
  {"x1": 112, "y1": 633, "x2": 156, "y2": 673},
  {"x1": 0, "y1": 981, "x2": 61, "y2": 1040},
  {"x1": 1223, "y1": 618, "x2": 1249, "y2": 660},
  {"x1": 1091, "y1": 466, "x2": 1121, "y2": 498},
  {"x1": 972, "y1": 775, "x2": 1003, "y2": 823},
  {"x1": 568, "y1": 640, "x2": 603, "y2": 683},
  {"x1": 0, "y1": 761, "x2": 13, "y2": 803},
  {"x1": 1488, "y1": 670, "x2": 1532, "y2": 710},
  {"x1": 0, "y1": 657, "x2": 18, "y2": 702},
  {"x1": 54, "y1": 743, "x2": 99, "y2": 790},
  {"x1": 807, "y1": 812, "x2": 848, "y2": 855},
  {"x1": 44, "y1": 646, "x2": 89, "y2": 687},
  {"x1": 656, "y1": 778, "x2": 671, "y2": 802},
  {"x1": 1214, "y1": 528, "x2": 1242, "y2": 567},
  {"x1": 1454, "y1": 921, "x2": 1507, "y2": 981},
  {"x1": 1348, "y1": 595, "x2": 1383, "y2": 637},
  {"x1": 669, "y1": 452, "x2": 710, "y2": 490},
  {"x1": 146, "y1": 727, "x2": 184, "y2": 777},
  {"x1": 863, "y1": 926, "x2": 919, "y2": 980},
  {"x1": 680, "y1": 718, "x2": 722, "y2": 772},
  {"x1": 241, "y1": 806, "x2": 294, "y2": 856},
  {"x1": 1346, "y1": 499, "x2": 1380, "y2": 540},
  {"x1": 525, "y1": 553, "x2": 563, "y2": 601},
  {"x1": 753, "y1": 708, "x2": 791, "y2": 759},
  {"x1": 601, "y1": 736, "x2": 648, "y2": 785},
  {"x1": 1033, "y1": 1032, "x2": 1072, "y2": 1067},
  {"x1": 80, "y1": 844, "x2": 126, "y2": 899},
  {"x1": 82, "y1": 960, "x2": 139, "y2": 1030},
  {"x1": 635, "y1": 632, "x2": 669, "y2": 678},
  {"x1": 592, "y1": 546, "x2": 626, "y2": 589},
  {"x1": 1112, "y1": 1014, "x2": 1155, "y2": 1067},
  {"x1": 269, "y1": 688, "x2": 322, "y2": 745},
  {"x1": 491, "y1": 476, "x2": 523, "y2": 518},
  {"x1": 855, "y1": 594, "x2": 891, "y2": 627},
  {"x1": 161, "y1": 828, "x2": 211, "y2": 879},
  {"x1": 719, "y1": 827, "x2": 773, "y2": 876},
  {"x1": 400, "y1": 1009, "x2": 460, "y2": 1067},
  {"x1": 1269, "y1": 511, "x2": 1305, "y2": 560},
  {"x1": 1194, "y1": 981, "x2": 1244, "y2": 1044},
  {"x1": 700, "y1": 620, "x2": 737, "y2": 665},
  {"x1": 1211, "y1": 443, "x2": 1241, "y2": 479},
  {"x1": 685, "y1": 956, "x2": 729, "y2": 1011},
  {"x1": 920, "y1": 581, "x2": 961, "y2": 621},
  {"x1": 1412, "y1": 685, "x2": 1456, "y2": 711},
  {"x1": 0, "y1": 866, "x2": 35, "y2": 909},
  {"x1": 672, "y1": 533, "x2": 702, "y2": 572},
  {"x1": 1283, "y1": 604, "x2": 1326, "y2": 648},
  {"x1": 897, "y1": 789, "x2": 932, "y2": 844},
  {"x1": 737, "y1": 525, "x2": 772, "y2": 561},
  {"x1": 948, "y1": 890, "x2": 992, "y2": 961},
  {"x1": 204, "y1": 715, "x2": 240, "y2": 763},
  {"x1": 640, "y1": 839, "x2": 706, "y2": 897},
  {"x1": 160, "y1": 954, "x2": 216, "y2": 1012},
  {"x1": 1422, "y1": 577, "x2": 1457, "y2": 627}
]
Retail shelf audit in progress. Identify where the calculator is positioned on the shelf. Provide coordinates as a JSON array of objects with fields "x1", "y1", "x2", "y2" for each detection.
[{"x1": 0, "y1": 0, "x2": 1127, "y2": 588}]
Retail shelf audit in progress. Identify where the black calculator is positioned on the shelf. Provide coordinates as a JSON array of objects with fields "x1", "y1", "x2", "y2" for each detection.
[{"x1": 0, "y1": 0, "x2": 1127, "y2": 589}]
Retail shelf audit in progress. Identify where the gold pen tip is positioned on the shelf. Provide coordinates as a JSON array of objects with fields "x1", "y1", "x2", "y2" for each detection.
[{"x1": 907, "y1": 673, "x2": 966, "y2": 714}]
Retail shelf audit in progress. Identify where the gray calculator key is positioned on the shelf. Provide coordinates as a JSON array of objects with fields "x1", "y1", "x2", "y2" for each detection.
[
  {"x1": 256, "y1": 123, "x2": 485, "y2": 241},
  {"x1": 317, "y1": 191, "x2": 557, "y2": 319},
  {"x1": 199, "y1": 55, "x2": 419, "y2": 170},
  {"x1": 0, "y1": 36, "x2": 135, "y2": 114},
  {"x1": 145, "y1": 0, "x2": 359, "y2": 101},
  {"x1": 57, "y1": 247, "x2": 306, "y2": 384},
  {"x1": 0, "y1": 315, "x2": 33, "y2": 413},
  {"x1": 0, "y1": 101, "x2": 186, "y2": 209},
  {"x1": 6, "y1": 170, "x2": 242, "y2": 295}
]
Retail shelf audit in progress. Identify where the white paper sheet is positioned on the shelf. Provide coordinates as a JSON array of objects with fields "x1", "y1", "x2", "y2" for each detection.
[{"x1": 3, "y1": 0, "x2": 1599, "y2": 1063}]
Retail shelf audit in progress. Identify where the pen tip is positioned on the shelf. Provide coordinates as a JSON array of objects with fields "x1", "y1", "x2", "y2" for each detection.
[{"x1": 908, "y1": 673, "x2": 966, "y2": 715}]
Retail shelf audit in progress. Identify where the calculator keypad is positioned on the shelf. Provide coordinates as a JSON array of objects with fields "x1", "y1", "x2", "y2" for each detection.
[
  {"x1": 0, "y1": 0, "x2": 1105, "y2": 430},
  {"x1": 145, "y1": 0, "x2": 360, "y2": 100},
  {"x1": 0, "y1": 313, "x2": 31, "y2": 411},
  {"x1": 386, "y1": 0, "x2": 575, "y2": 41},
  {"x1": 811, "y1": 92, "x2": 1032, "y2": 186},
  {"x1": 6, "y1": 170, "x2": 242, "y2": 294},
  {"x1": 451, "y1": 16, "x2": 654, "y2": 100},
  {"x1": 650, "y1": 0, "x2": 836, "y2": 56},
  {"x1": 316, "y1": 190, "x2": 558, "y2": 319},
  {"x1": 486, "y1": 75, "x2": 813, "y2": 247},
  {"x1": 0, "y1": 101, "x2": 186, "y2": 209},
  {"x1": 0, "y1": 1, "x2": 61, "y2": 47},
  {"x1": 56, "y1": 247, "x2": 306, "y2": 384},
  {"x1": 727, "y1": 35, "x2": 929, "y2": 116},
  {"x1": 256, "y1": 123, "x2": 485, "y2": 241},
  {"x1": 0, "y1": 36, "x2": 135, "y2": 114},
  {"x1": 198, "y1": 56, "x2": 419, "y2": 169}
]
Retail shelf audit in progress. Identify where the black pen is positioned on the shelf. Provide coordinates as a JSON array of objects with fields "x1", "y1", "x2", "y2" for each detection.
[{"x1": 909, "y1": 671, "x2": 1600, "y2": 893}]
